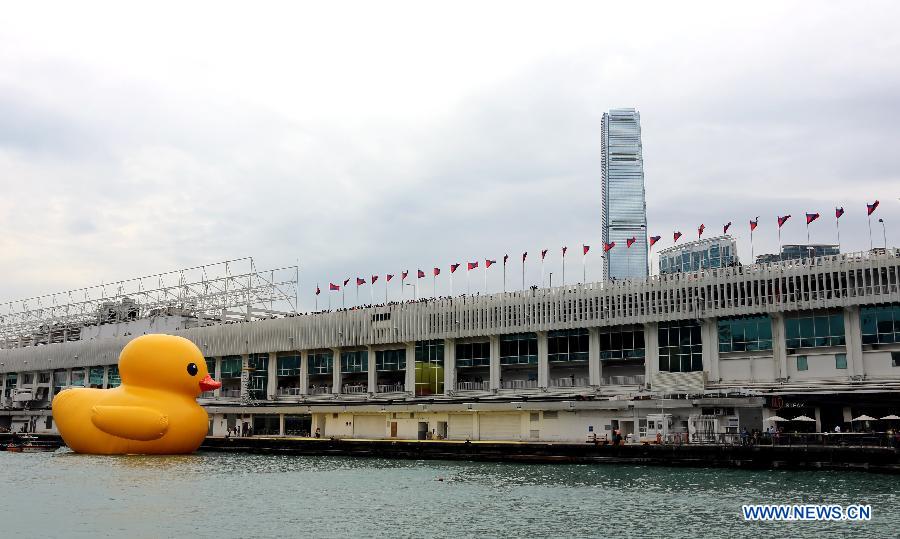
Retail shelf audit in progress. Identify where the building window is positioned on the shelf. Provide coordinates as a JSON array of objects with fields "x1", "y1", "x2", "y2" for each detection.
[
  {"x1": 599, "y1": 328, "x2": 645, "y2": 360},
  {"x1": 376, "y1": 349, "x2": 406, "y2": 371},
  {"x1": 340, "y1": 350, "x2": 368, "y2": 373},
  {"x1": 718, "y1": 315, "x2": 773, "y2": 352},
  {"x1": 549, "y1": 329, "x2": 589, "y2": 362},
  {"x1": 861, "y1": 304, "x2": 900, "y2": 345},
  {"x1": 21, "y1": 373, "x2": 34, "y2": 385},
  {"x1": 309, "y1": 352, "x2": 333, "y2": 375},
  {"x1": 658, "y1": 321, "x2": 702, "y2": 372},
  {"x1": 88, "y1": 367, "x2": 104, "y2": 387},
  {"x1": 456, "y1": 341, "x2": 490, "y2": 368},
  {"x1": 70, "y1": 369, "x2": 85, "y2": 387},
  {"x1": 107, "y1": 365, "x2": 121, "y2": 388},
  {"x1": 500, "y1": 333, "x2": 538, "y2": 365},
  {"x1": 53, "y1": 370, "x2": 67, "y2": 391},
  {"x1": 220, "y1": 356, "x2": 243, "y2": 378},
  {"x1": 892, "y1": 352, "x2": 900, "y2": 368},
  {"x1": 797, "y1": 355, "x2": 808, "y2": 371},
  {"x1": 785, "y1": 311, "x2": 845, "y2": 349},
  {"x1": 248, "y1": 353, "x2": 268, "y2": 399},
  {"x1": 205, "y1": 357, "x2": 216, "y2": 378},
  {"x1": 415, "y1": 340, "x2": 444, "y2": 396},
  {"x1": 277, "y1": 354, "x2": 301, "y2": 376},
  {"x1": 835, "y1": 353, "x2": 847, "y2": 370}
]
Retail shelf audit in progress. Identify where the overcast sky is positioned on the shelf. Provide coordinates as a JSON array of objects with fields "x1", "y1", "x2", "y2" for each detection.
[{"x1": 1, "y1": 1, "x2": 898, "y2": 310}]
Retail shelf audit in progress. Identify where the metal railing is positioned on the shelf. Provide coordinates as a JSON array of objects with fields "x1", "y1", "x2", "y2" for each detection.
[
  {"x1": 277, "y1": 387, "x2": 303, "y2": 396},
  {"x1": 377, "y1": 383, "x2": 404, "y2": 393},
  {"x1": 601, "y1": 375, "x2": 645, "y2": 386},
  {"x1": 457, "y1": 381, "x2": 490, "y2": 391},
  {"x1": 501, "y1": 379, "x2": 538, "y2": 390},
  {"x1": 550, "y1": 377, "x2": 589, "y2": 388},
  {"x1": 308, "y1": 386, "x2": 331, "y2": 395},
  {"x1": 341, "y1": 384, "x2": 367, "y2": 394},
  {"x1": 199, "y1": 391, "x2": 216, "y2": 399},
  {"x1": 219, "y1": 388, "x2": 241, "y2": 398},
  {"x1": 686, "y1": 432, "x2": 899, "y2": 448}
]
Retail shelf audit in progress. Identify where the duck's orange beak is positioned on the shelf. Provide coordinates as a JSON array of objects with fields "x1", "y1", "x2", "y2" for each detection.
[{"x1": 199, "y1": 374, "x2": 222, "y2": 392}]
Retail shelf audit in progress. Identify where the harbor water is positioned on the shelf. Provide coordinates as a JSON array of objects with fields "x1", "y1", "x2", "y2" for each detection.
[{"x1": 1, "y1": 450, "x2": 897, "y2": 538}]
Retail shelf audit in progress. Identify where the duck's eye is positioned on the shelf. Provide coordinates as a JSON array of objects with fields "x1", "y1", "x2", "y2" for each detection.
[{"x1": 187, "y1": 363, "x2": 199, "y2": 376}]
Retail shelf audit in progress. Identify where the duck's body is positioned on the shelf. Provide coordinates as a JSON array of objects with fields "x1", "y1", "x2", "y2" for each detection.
[{"x1": 52, "y1": 334, "x2": 220, "y2": 455}]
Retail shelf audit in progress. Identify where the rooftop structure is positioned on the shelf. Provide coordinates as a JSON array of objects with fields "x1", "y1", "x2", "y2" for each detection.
[
  {"x1": 601, "y1": 108, "x2": 648, "y2": 281},
  {"x1": 658, "y1": 235, "x2": 738, "y2": 275},
  {"x1": 756, "y1": 244, "x2": 840, "y2": 264}
]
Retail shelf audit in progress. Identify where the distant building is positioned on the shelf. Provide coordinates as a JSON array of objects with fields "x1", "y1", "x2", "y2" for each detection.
[
  {"x1": 755, "y1": 244, "x2": 840, "y2": 264},
  {"x1": 658, "y1": 236, "x2": 738, "y2": 275},
  {"x1": 601, "y1": 108, "x2": 648, "y2": 280}
]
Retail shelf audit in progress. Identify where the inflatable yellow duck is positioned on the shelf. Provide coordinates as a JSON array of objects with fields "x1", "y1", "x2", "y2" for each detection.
[{"x1": 52, "y1": 334, "x2": 221, "y2": 454}]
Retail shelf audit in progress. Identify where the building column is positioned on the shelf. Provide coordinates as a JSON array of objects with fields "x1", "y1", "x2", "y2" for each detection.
[
  {"x1": 240, "y1": 354, "x2": 250, "y2": 400},
  {"x1": 405, "y1": 342, "x2": 416, "y2": 394},
  {"x1": 279, "y1": 414, "x2": 285, "y2": 436},
  {"x1": 213, "y1": 358, "x2": 222, "y2": 398},
  {"x1": 443, "y1": 338, "x2": 456, "y2": 395},
  {"x1": 701, "y1": 318, "x2": 719, "y2": 383},
  {"x1": 489, "y1": 335, "x2": 501, "y2": 390},
  {"x1": 331, "y1": 348, "x2": 342, "y2": 395},
  {"x1": 267, "y1": 354, "x2": 278, "y2": 400},
  {"x1": 771, "y1": 313, "x2": 788, "y2": 380},
  {"x1": 588, "y1": 328, "x2": 602, "y2": 386},
  {"x1": 102, "y1": 365, "x2": 109, "y2": 389},
  {"x1": 367, "y1": 346, "x2": 377, "y2": 394},
  {"x1": 1, "y1": 375, "x2": 6, "y2": 406},
  {"x1": 843, "y1": 306, "x2": 864, "y2": 378},
  {"x1": 643, "y1": 322, "x2": 659, "y2": 389},
  {"x1": 537, "y1": 331, "x2": 549, "y2": 389},
  {"x1": 299, "y1": 350, "x2": 309, "y2": 395}
]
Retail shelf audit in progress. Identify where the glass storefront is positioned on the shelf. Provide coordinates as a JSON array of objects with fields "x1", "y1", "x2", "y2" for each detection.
[
  {"x1": 548, "y1": 329, "x2": 589, "y2": 363},
  {"x1": 599, "y1": 328, "x2": 645, "y2": 360},
  {"x1": 456, "y1": 341, "x2": 490, "y2": 367},
  {"x1": 718, "y1": 315, "x2": 773, "y2": 352},
  {"x1": 658, "y1": 321, "x2": 703, "y2": 372},
  {"x1": 499, "y1": 333, "x2": 538, "y2": 365},
  {"x1": 785, "y1": 311, "x2": 845, "y2": 349}
]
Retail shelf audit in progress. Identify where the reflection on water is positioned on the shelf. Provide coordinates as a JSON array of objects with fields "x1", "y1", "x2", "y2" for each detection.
[{"x1": 0, "y1": 449, "x2": 896, "y2": 538}]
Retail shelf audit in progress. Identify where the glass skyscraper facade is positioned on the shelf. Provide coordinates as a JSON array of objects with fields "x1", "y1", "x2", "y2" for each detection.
[{"x1": 601, "y1": 108, "x2": 648, "y2": 280}]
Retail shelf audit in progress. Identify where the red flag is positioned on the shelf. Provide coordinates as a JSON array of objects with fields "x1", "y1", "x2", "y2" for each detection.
[
  {"x1": 603, "y1": 242, "x2": 615, "y2": 252},
  {"x1": 673, "y1": 231, "x2": 682, "y2": 242},
  {"x1": 316, "y1": 285, "x2": 321, "y2": 295},
  {"x1": 486, "y1": 259, "x2": 496, "y2": 268},
  {"x1": 503, "y1": 254, "x2": 509, "y2": 265},
  {"x1": 562, "y1": 246, "x2": 568, "y2": 257},
  {"x1": 433, "y1": 267, "x2": 440, "y2": 276},
  {"x1": 371, "y1": 275, "x2": 378, "y2": 284},
  {"x1": 723, "y1": 222, "x2": 732, "y2": 234},
  {"x1": 750, "y1": 217, "x2": 759, "y2": 232},
  {"x1": 777, "y1": 215, "x2": 791, "y2": 228},
  {"x1": 356, "y1": 277, "x2": 366, "y2": 286},
  {"x1": 386, "y1": 274, "x2": 394, "y2": 282},
  {"x1": 805, "y1": 212, "x2": 820, "y2": 224},
  {"x1": 450, "y1": 263, "x2": 460, "y2": 273},
  {"x1": 541, "y1": 249, "x2": 548, "y2": 260},
  {"x1": 467, "y1": 261, "x2": 478, "y2": 271},
  {"x1": 835, "y1": 207, "x2": 844, "y2": 219},
  {"x1": 329, "y1": 283, "x2": 340, "y2": 291},
  {"x1": 343, "y1": 278, "x2": 350, "y2": 286},
  {"x1": 417, "y1": 269, "x2": 425, "y2": 279},
  {"x1": 522, "y1": 252, "x2": 527, "y2": 262},
  {"x1": 698, "y1": 223, "x2": 705, "y2": 238},
  {"x1": 649, "y1": 235, "x2": 661, "y2": 247},
  {"x1": 626, "y1": 237, "x2": 636, "y2": 248},
  {"x1": 582, "y1": 245, "x2": 590, "y2": 255},
  {"x1": 867, "y1": 200, "x2": 880, "y2": 215},
  {"x1": 401, "y1": 270, "x2": 408, "y2": 280}
]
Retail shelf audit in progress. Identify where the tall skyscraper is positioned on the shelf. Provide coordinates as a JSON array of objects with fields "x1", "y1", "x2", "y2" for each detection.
[{"x1": 601, "y1": 108, "x2": 649, "y2": 280}]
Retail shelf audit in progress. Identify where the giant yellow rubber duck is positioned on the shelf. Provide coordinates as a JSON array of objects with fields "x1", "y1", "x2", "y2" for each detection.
[{"x1": 52, "y1": 334, "x2": 221, "y2": 454}]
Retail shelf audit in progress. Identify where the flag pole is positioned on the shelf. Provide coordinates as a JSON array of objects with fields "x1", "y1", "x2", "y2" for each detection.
[
  {"x1": 583, "y1": 251, "x2": 586, "y2": 283},
  {"x1": 522, "y1": 257, "x2": 525, "y2": 291},
  {"x1": 467, "y1": 268, "x2": 470, "y2": 295},
  {"x1": 433, "y1": 272, "x2": 436, "y2": 298},
  {"x1": 315, "y1": 283, "x2": 318, "y2": 311},
  {"x1": 541, "y1": 258, "x2": 544, "y2": 288},
  {"x1": 342, "y1": 287, "x2": 345, "y2": 309},
  {"x1": 868, "y1": 214, "x2": 873, "y2": 250},
  {"x1": 385, "y1": 280, "x2": 388, "y2": 304},
  {"x1": 484, "y1": 264, "x2": 488, "y2": 294},
  {"x1": 356, "y1": 282, "x2": 359, "y2": 306},
  {"x1": 450, "y1": 270, "x2": 454, "y2": 296},
  {"x1": 328, "y1": 290, "x2": 332, "y2": 310},
  {"x1": 370, "y1": 281, "x2": 374, "y2": 304},
  {"x1": 751, "y1": 227, "x2": 755, "y2": 262},
  {"x1": 562, "y1": 251, "x2": 566, "y2": 286},
  {"x1": 778, "y1": 226, "x2": 782, "y2": 262},
  {"x1": 503, "y1": 261, "x2": 506, "y2": 293},
  {"x1": 836, "y1": 213, "x2": 841, "y2": 251}
]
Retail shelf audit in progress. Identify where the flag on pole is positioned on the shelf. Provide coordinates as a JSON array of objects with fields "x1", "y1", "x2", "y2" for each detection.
[
  {"x1": 562, "y1": 246, "x2": 568, "y2": 256},
  {"x1": 750, "y1": 217, "x2": 759, "y2": 231},
  {"x1": 486, "y1": 259, "x2": 496, "y2": 268},
  {"x1": 698, "y1": 223, "x2": 705, "y2": 238},
  {"x1": 371, "y1": 275, "x2": 378, "y2": 284},
  {"x1": 805, "y1": 212, "x2": 820, "y2": 224},
  {"x1": 402, "y1": 270, "x2": 409, "y2": 280},
  {"x1": 467, "y1": 261, "x2": 478, "y2": 270},
  {"x1": 626, "y1": 237, "x2": 636, "y2": 248},
  {"x1": 724, "y1": 222, "x2": 732, "y2": 234},
  {"x1": 503, "y1": 254, "x2": 509, "y2": 265},
  {"x1": 417, "y1": 269, "x2": 425, "y2": 279},
  {"x1": 433, "y1": 267, "x2": 440, "y2": 276},
  {"x1": 582, "y1": 245, "x2": 590, "y2": 255},
  {"x1": 778, "y1": 215, "x2": 791, "y2": 228},
  {"x1": 450, "y1": 263, "x2": 460, "y2": 273},
  {"x1": 541, "y1": 249, "x2": 548, "y2": 260},
  {"x1": 386, "y1": 274, "x2": 394, "y2": 282},
  {"x1": 603, "y1": 242, "x2": 616, "y2": 252},
  {"x1": 522, "y1": 252, "x2": 527, "y2": 261},
  {"x1": 673, "y1": 231, "x2": 682, "y2": 242},
  {"x1": 316, "y1": 285, "x2": 321, "y2": 295},
  {"x1": 356, "y1": 277, "x2": 366, "y2": 286},
  {"x1": 329, "y1": 283, "x2": 340, "y2": 291},
  {"x1": 835, "y1": 207, "x2": 844, "y2": 219},
  {"x1": 867, "y1": 200, "x2": 880, "y2": 215},
  {"x1": 649, "y1": 235, "x2": 661, "y2": 248},
  {"x1": 343, "y1": 278, "x2": 351, "y2": 286}
]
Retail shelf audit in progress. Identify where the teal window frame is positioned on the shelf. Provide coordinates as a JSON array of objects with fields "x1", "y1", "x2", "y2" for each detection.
[
  {"x1": 309, "y1": 352, "x2": 333, "y2": 375},
  {"x1": 658, "y1": 321, "x2": 703, "y2": 372},
  {"x1": 205, "y1": 357, "x2": 216, "y2": 378},
  {"x1": 340, "y1": 350, "x2": 368, "y2": 373},
  {"x1": 548, "y1": 329, "x2": 590, "y2": 363},
  {"x1": 456, "y1": 341, "x2": 490, "y2": 368},
  {"x1": 376, "y1": 349, "x2": 406, "y2": 371},
  {"x1": 861, "y1": 304, "x2": 900, "y2": 345},
  {"x1": 70, "y1": 369, "x2": 85, "y2": 387},
  {"x1": 220, "y1": 356, "x2": 243, "y2": 378},
  {"x1": 247, "y1": 353, "x2": 268, "y2": 399},
  {"x1": 599, "y1": 328, "x2": 646, "y2": 360},
  {"x1": 785, "y1": 311, "x2": 845, "y2": 349},
  {"x1": 718, "y1": 315, "x2": 773, "y2": 353},
  {"x1": 500, "y1": 333, "x2": 538, "y2": 365},
  {"x1": 88, "y1": 366, "x2": 105, "y2": 387},
  {"x1": 277, "y1": 354, "x2": 301, "y2": 377},
  {"x1": 797, "y1": 355, "x2": 809, "y2": 371},
  {"x1": 835, "y1": 353, "x2": 847, "y2": 370},
  {"x1": 107, "y1": 365, "x2": 121, "y2": 388}
]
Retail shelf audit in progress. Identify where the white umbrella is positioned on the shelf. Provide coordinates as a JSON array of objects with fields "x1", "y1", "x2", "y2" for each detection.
[
  {"x1": 766, "y1": 415, "x2": 788, "y2": 422},
  {"x1": 851, "y1": 415, "x2": 877, "y2": 422},
  {"x1": 880, "y1": 414, "x2": 900, "y2": 420},
  {"x1": 792, "y1": 415, "x2": 816, "y2": 422}
]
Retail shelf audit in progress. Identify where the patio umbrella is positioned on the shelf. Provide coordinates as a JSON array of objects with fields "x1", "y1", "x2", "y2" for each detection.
[
  {"x1": 880, "y1": 414, "x2": 900, "y2": 420},
  {"x1": 792, "y1": 415, "x2": 816, "y2": 422},
  {"x1": 852, "y1": 415, "x2": 877, "y2": 422},
  {"x1": 766, "y1": 415, "x2": 788, "y2": 422}
]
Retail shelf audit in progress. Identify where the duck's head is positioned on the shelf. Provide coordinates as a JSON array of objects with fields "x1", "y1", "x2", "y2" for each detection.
[{"x1": 119, "y1": 334, "x2": 221, "y2": 397}]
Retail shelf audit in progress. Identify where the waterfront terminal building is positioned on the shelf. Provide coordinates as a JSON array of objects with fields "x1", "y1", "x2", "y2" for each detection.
[{"x1": 1, "y1": 251, "x2": 899, "y2": 443}]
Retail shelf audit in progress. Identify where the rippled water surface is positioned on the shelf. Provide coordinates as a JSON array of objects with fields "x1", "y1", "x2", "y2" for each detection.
[{"x1": 0, "y1": 450, "x2": 897, "y2": 538}]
